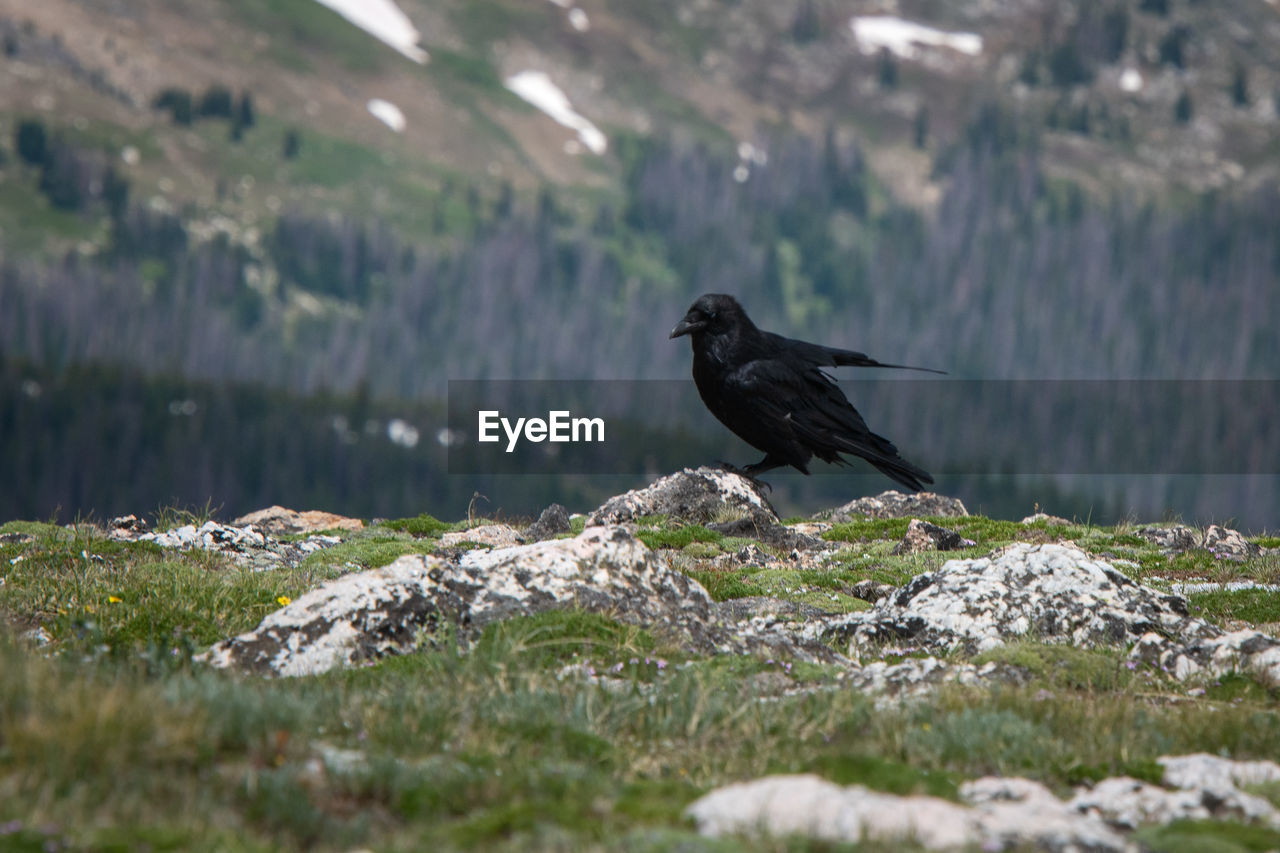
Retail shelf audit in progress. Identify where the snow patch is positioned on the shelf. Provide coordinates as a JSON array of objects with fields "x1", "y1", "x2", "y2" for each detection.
[
  {"x1": 568, "y1": 8, "x2": 590, "y2": 32},
  {"x1": 850, "y1": 16, "x2": 982, "y2": 60},
  {"x1": 504, "y1": 70, "x2": 607, "y2": 155},
  {"x1": 366, "y1": 98, "x2": 406, "y2": 132},
  {"x1": 1119, "y1": 68, "x2": 1143, "y2": 93},
  {"x1": 312, "y1": 0, "x2": 427, "y2": 63}
]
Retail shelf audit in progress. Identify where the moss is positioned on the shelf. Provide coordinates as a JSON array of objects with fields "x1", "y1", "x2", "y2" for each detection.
[
  {"x1": 635, "y1": 525, "x2": 724, "y2": 550},
  {"x1": 378, "y1": 513, "x2": 453, "y2": 538}
]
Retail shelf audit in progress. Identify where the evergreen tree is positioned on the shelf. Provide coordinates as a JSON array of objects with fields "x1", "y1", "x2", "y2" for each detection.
[
  {"x1": 790, "y1": 0, "x2": 821, "y2": 44},
  {"x1": 1231, "y1": 64, "x2": 1250, "y2": 107},
  {"x1": 282, "y1": 129, "x2": 301, "y2": 159},
  {"x1": 877, "y1": 49, "x2": 899, "y2": 89},
  {"x1": 15, "y1": 119, "x2": 47, "y2": 166},
  {"x1": 1174, "y1": 90, "x2": 1194, "y2": 123}
]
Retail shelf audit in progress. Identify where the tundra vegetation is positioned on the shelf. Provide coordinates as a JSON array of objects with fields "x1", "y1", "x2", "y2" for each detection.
[{"x1": 2, "y1": 507, "x2": 1279, "y2": 850}]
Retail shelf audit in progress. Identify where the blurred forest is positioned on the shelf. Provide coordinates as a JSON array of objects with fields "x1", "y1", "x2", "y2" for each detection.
[{"x1": 2, "y1": 105, "x2": 1278, "y2": 526}]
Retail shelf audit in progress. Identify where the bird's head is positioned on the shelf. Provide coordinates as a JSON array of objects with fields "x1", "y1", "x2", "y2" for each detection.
[{"x1": 669, "y1": 293, "x2": 747, "y2": 340}]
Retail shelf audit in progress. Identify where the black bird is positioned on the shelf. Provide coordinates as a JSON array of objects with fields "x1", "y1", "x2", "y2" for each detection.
[{"x1": 670, "y1": 293, "x2": 941, "y2": 491}]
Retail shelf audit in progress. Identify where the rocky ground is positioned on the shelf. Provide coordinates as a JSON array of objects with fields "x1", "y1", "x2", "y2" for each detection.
[{"x1": 3, "y1": 467, "x2": 1280, "y2": 850}]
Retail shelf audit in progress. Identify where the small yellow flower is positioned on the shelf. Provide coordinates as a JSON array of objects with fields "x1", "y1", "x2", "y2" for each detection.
[
  {"x1": 108, "y1": 595, "x2": 122, "y2": 604},
  {"x1": 276, "y1": 595, "x2": 292, "y2": 606}
]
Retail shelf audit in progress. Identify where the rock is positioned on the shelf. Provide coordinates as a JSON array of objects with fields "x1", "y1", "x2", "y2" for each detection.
[
  {"x1": 845, "y1": 658, "x2": 1029, "y2": 700},
  {"x1": 706, "y1": 516, "x2": 827, "y2": 552},
  {"x1": 892, "y1": 519, "x2": 972, "y2": 555},
  {"x1": 1135, "y1": 525, "x2": 1199, "y2": 551},
  {"x1": 1070, "y1": 775, "x2": 1280, "y2": 830},
  {"x1": 1160, "y1": 753, "x2": 1280, "y2": 790},
  {"x1": 231, "y1": 506, "x2": 364, "y2": 536},
  {"x1": 849, "y1": 579, "x2": 896, "y2": 603},
  {"x1": 687, "y1": 774, "x2": 1130, "y2": 851},
  {"x1": 588, "y1": 466, "x2": 776, "y2": 526},
  {"x1": 525, "y1": 503, "x2": 571, "y2": 541},
  {"x1": 438, "y1": 523, "x2": 525, "y2": 549},
  {"x1": 1200, "y1": 524, "x2": 1260, "y2": 560},
  {"x1": 108, "y1": 514, "x2": 149, "y2": 537},
  {"x1": 814, "y1": 543, "x2": 1220, "y2": 656},
  {"x1": 202, "y1": 526, "x2": 742, "y2": 676},
  {"x1": 109, "y1": 518, "x2": 340, "y2": 570},
  {"x1": 1020, "y1": 512, "x2": 1072, "y2": 526},
  {"x1": 1130, "y1": 628, "x2": 1280, "y2": 686},
  {"x1": 816, "y1": 491, "x2": 968, "y2": 522},
  {"x1": 714, "y1": 596, "x2": 834, "y2": 624}
]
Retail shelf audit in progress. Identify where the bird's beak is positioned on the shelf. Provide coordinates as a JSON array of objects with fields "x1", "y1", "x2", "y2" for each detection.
[{"x1": 669, "y1": 316, "x2": 705, "y2": 339}]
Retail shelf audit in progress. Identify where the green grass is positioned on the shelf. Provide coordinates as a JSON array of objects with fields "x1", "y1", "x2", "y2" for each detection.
[
  {"x1": 377, "y1": 512, "x2": 454, "y2": 538},
  {"x1": 1187, "y1": 588, "x2": 1280, "y2": 625}
]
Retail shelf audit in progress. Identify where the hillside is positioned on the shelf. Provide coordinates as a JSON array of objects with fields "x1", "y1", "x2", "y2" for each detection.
[{"x1": 4, "y1": 0, "x2": 1279, "y2": 228}]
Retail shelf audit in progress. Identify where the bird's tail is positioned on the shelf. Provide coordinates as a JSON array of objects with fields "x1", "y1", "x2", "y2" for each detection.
[
  {"x1": 867, "y1": 454, "x2": 934, "y2": 492},
  {"x1": 847, "y1": 431, "x2": 934, "y2": 492}
]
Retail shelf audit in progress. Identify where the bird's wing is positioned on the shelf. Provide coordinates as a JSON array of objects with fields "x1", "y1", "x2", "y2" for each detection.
[
  {"x1": 725, "y1": 358, "x2": 914, "y2": 470},
  {"x1": 766, "y1": 332, "x2": 946, "y2": 374}
]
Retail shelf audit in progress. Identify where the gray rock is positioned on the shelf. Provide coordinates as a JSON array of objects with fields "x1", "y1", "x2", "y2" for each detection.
[
  {"x1": 231, "y1": 506, "x2": 364, "y2": 536},
  {"x1": 588, "y1": 467, "x2": 776, "y2": 526},
  {"x1": 1200, "y1": 524, "x2": 1260, "y2": 560},
  {"x1": 714, "y1": 596, "x2": 834, "y2": 624},
  {"x1": 845, "y1": 657, "x2": 1029, "y2": 700},
  {"x1": 687, "y1": 774, "x2": 1131, "y2": 851},
  {"x1": 525, "y1": 503, "x2": 572, "y2": 541},
  {"x1": 1020, "y1": 512, "x2": 1073, "y2": 525},
  {"x1": 707, "y1": 516, "x2": 826, "y2": 551},
  {"x1": 816, "y1": 490, "x2": 968, "y2": 522},
  {"x1": 892, "y1": 518, "x2": 972, "y2": 555},
  {"x1": 848, "y1": 579, "x2": 896, "y2": 603},
  {"x1": 111, "y1": 518, "x2": 340, "y2": 571},
  {"x1": 1070, "y1": 776, "x2": 1280, "y2": 830},
  {"x1": 438, "y1": 523, "x2": 525, "y2": 549},
  {"x1": 1160, "y1": 753, "x2": 1280, "y2": 790},
  {"x1": 1136, "y1": 525, "x2": 1200, "y2": 551},
  {"x1": 200, "y1": 526, "x2": 821, "y2": 677},
  {"x1": 814, "y1": 543, "x2": 1219, "y2": 655},
  {"x1": 1130, "y1": 628, "x2": 1280, "y2": 685}
]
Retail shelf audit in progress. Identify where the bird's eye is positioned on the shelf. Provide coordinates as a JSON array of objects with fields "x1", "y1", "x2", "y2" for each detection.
[{"x1": 708, "y1": 312, "x2": 717, "y2": 321}]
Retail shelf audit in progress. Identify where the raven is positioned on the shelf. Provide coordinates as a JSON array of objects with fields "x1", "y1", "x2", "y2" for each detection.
[{"x1": 670, "y1": 293, "x2": 940, "y2": 491}]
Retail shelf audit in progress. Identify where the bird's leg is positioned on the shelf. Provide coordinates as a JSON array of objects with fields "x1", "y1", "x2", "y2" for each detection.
[
  {"x1": 743, "y1": 455, "x2": 785, "y2": 477},
  {"x1": 714, "y1": 457, "x2": 776, "y2": 493}
]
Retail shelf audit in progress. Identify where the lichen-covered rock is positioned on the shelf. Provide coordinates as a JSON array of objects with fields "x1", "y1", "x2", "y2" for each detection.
[
  {"x1": 1160, "y1": 754, "x2": 1280, "y2": 790},
  {"x1": 198, "y1": 554, "x2": 452, "y2": 676},
  {"x1": 1020, "y1": 512, "x2": 1073, "y2": 525},
  {"x1": 814, "y1": 543, "x2": 1220, "y2": 655},
  {"x1": 201, "y1": 526, "x2": 752, "y2": 676},
  {"x1": 438, "y1": 523, "x2": 524, "y2": 549},
  {"x1": 588, "y1": 467, "x2": 776, "y2": 525},
  {"x1": 687, "y1": 774, "x2": 1131, "y2": 851},
  {"x1": 844, "y1": 657, "x2": 1029, "y2": 699},
  {"x1": 109, "y1": 518, "x2": 340, "y2": 571},
  {"x1": 1070, "y1": 776, "x2": 1280, "y2": 830},
  {"x1": 1130, "y1": 628, "x2": 1280, "y2": 685},
  {"x1": 891, "y1": 518, "x2": 971, "y2": 555},
  {"x1": 1200, "y1": 524, "x2": 1260, "y2": 560},
  {"x1": 525, "y1": 503, "x2": 572, "y2": 541},
  {"x1": 1135, "y1": 524, "x2": 1200, "y2": 551},
  {"x1": 706, "y1": 516, "x2": 827, "y2": 551},
  {"x1": 816, "y1": 491, "x2": 968, "y2": 522},
  {"x1": 232, "y1": 506, "x2": 364, "y2": 536}
]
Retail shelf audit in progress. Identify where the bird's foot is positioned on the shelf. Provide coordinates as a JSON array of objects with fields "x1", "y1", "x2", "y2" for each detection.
[{"x1": 714, "y1": 461, "x2": 773, "y2": 493}]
